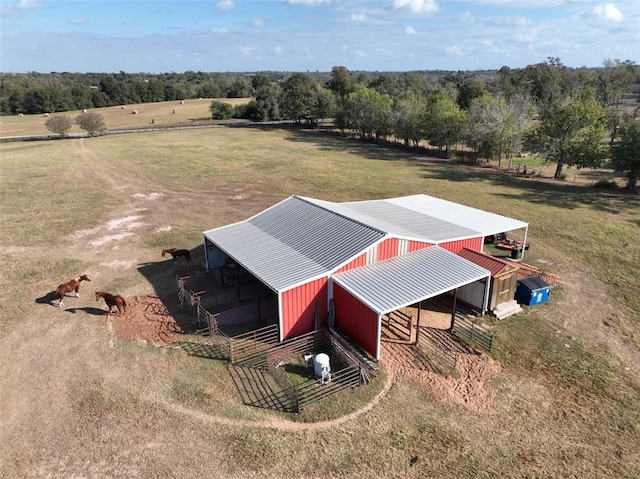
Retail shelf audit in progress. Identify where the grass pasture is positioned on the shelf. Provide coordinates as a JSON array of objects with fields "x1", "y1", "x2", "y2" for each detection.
[
  {"x1": 0, "y1": 124, "x2": 639, "y2": 478},
  {"x1": 0, "y1": 97, "x2": 248, "y2": 137}
]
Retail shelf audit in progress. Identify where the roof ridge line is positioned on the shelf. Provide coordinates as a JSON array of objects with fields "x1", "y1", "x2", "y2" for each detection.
[{"x1": 293, "y1": 195, "x2": 387, "y2": 236}]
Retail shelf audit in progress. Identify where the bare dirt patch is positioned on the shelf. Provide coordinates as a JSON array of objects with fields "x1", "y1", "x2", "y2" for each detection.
[
  {"x1": 381, "y1": 343, "x2": 501, "y2": 414},
  {"x1": 106, "y1": 295, "x2": 184, "y2": 347}
]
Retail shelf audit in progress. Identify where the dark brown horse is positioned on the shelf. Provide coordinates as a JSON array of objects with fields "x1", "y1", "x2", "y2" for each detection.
[
  {"x1": 55, "y1": 274, "x2": 91, "y2": 307},
  {"x1": 162, "y1": 248, "x2": 192, "y2": 264},
  {"x1": 95, "y1": 291, "x2": 127, "y2": 315}
]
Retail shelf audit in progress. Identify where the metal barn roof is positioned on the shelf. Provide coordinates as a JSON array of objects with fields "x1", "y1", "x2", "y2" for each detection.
[
  {"x1": 304, "y1": 194, "x2": 527, "y2": 243},
  {"x1": 331, "y1": 246, "x2": 491, "y2": 315},
  {"x1": 203, "y1": 196, "x2": 385, "y2": 292},
  {"x1": 457, "y1": 248, "x2": 518, "y2": 277}
]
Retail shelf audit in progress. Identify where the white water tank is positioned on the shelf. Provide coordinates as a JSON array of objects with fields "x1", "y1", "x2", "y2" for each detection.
[{"x1": 314, "y1": 353, "x2": 331, "y2": 382}]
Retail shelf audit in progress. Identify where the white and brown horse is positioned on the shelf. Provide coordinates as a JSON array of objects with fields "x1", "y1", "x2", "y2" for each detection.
[
  {"x1": 95, "y1": 291, "x2": 127, "y2": 315},
  {"x1": 162, "y1": 248, "x2": 192, "y2": 264},
  {"x1": 55, "y1": 274, "x2": 91, "y2": 307}
]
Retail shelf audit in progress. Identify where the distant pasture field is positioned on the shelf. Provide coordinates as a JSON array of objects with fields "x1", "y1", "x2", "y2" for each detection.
[
  {"x1": 0, "y1": 97, "x2": 249, "y2": 137},
  {"x1": 0, "y1": 126, "x2": 638, "y2": 478}
]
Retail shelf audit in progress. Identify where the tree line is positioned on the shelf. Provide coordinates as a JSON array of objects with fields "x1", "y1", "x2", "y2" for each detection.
[{"x1": 3, "y1": 59, "x2": 639, "y2": 189}]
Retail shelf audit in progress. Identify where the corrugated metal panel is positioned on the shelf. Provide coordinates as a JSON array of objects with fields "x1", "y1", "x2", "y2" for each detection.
[
  {"x1": 311, "y1": 196, "x2": 477, "y2": 242},
  {"x1": 408, "y1": 240, "x2": 434, "y2": 252},
  {"x1": 387, "y1": 194, "x2": 528, "y2": 238},
  {"x1": 335, "y1": 251, "x2": 367, "y2": 274},
  {"x1": 439, "y1": 237, "x2": 483, "y2": 254},
  {"x1": 203, "y1": 196, "x2": 384, "y2": 292},
  {"x1": 281, "y1": 278, "x2": 328, "y2": 339},
  {"x1": 376, "y1": 238, "x2": 399, "y2": 261},
  {"x1": 458, "y1": 248, "x2": 516, "y2": 277},
  {"x1": 333, "y1": 282, "x2": 380, "y2": 359},
  {"x1": 332, "y1": 246, "x2": 491, "y2": 315}
]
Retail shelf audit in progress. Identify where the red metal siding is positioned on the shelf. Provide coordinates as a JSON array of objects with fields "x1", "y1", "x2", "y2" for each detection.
[
  {"x1": 408, "y1": 240, "x2": 434, "y2": 252},
  {"x1": 439, "y1": 237, "x2": 483, "y2": 254},
  {"x1": 281, "y1": 278, "x2": 328, "y2": 340},
  {"x1": 333, "y1": 283, "x2": 379, "y2": 359},
  {"x1": 376, "y1": 238, "x2": 399, "y2": 261},
  {"x1": 335, "y1": 252, "x2": 367, "y2": 273}
]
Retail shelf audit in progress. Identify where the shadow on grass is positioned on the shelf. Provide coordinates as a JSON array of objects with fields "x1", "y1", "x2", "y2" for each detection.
[
  {"x1": 35, "y1": 291, "x2": 58, "y2": 306},
  {"x1": 278, "y1": 128, "x2": 639, "y2": 217},
  {"x1": 136, "y1": 245, "x2": 206, "y2": 335}
]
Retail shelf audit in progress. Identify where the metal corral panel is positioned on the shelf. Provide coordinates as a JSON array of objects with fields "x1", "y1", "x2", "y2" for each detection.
[
  {"x1": 332, "y1": 246, "x2": 491, "y2": 315},
  {"x1": 203, "y1": 196, "x2": 385, "y2": 292}
]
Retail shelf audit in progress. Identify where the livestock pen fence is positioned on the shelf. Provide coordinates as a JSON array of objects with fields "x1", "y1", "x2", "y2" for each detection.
[
  {"x1": 261, "y1": 329, "x2": 371, "y2": 412},
  {"x1": 176, "y1": 275, "x2": 373, "y2": 412}
]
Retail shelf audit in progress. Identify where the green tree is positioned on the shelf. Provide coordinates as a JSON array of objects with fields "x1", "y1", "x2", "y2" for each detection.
[
  {"x1": 327, "y1": 66, "x2": 355, "y2": 105},
  {"x1": 75, "y1": 112, "x2": 106, "y2": 136},
  {"x1": 527, "y1": 97, "x2": 609, "y2": 179},
  {"x1": 44, "y1": 115, "x2": 74, "y2": 136},
  {"x1": 424, "y1": 93, "x2": 467, "y2": 158},
  {"x1": 467, "y1": 95, "x2": 533, "y2": 167},
  {"x1": 392, "y1": 92, "x2": 427, "y2": 147},
  {"x1": 345, "y1": 86, "x2": 393, "y2": 141},
  {"x1": 209, "y1": 100, "x2": 234, "y2": 120},
  {"x1": 280, "y1": 73, "x2": 319, "y2": 124},
  {"x1": 252, "y1": 83, "x2": 281, "y2": 121},
  {"x1": 610, "y1": 118, "x2": 640, "y2": 190}
]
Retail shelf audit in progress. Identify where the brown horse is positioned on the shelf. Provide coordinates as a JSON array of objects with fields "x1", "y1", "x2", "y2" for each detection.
[
  {"x1": 162, "y1": 248, "x2": 192, "y2": 264},
  {"x1": 55, "y1": 274, "x2": 91, "y2": 307},
  {"x1": 95, "y1": 291, "x2": 127, "y2": 315}
]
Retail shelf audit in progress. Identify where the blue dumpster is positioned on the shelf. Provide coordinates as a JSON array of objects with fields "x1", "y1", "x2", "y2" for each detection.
[{"x1": 516, "y1": 275, "x2": 551, "y2": 306}]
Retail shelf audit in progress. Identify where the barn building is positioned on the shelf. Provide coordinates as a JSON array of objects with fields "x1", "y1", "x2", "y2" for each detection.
[{"x1": 202, "y1": 194, "x2": 528, "y2": 360}]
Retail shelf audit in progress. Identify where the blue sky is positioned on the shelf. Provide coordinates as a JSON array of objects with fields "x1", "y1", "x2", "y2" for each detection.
[{"x1": 1, "y1": 0, "x2": 638, "y2": 73}]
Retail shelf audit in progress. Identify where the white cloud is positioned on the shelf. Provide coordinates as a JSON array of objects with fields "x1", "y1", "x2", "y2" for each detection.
[
  {"x1": 593, "y1": 3, "x2": 623, "y2": 22},
  {"x1": 446, "y1": 45, "x2": 461, "y2": 56},
  {"x1": 274, "y1": 45, "x2": 283, "y2": 54},
  {"x1": 486, "y1": 16, "x2": 531, "y2": 27},
  {"x1": 216, "y1": 0, "x2": 235, "y2": 12},
  {"x1": 350, "y1": 12, "x2": 368, "y2": 23},
  {"x1": 393, "y1": 0, "x2": 439, "y2": 15},
  {"x1": 284, "y1": 0, "x2": 331, "y2": 5},
  {"x1": 17, "y1": 0, "x2": 42, "y2": 9},
  {"x1": 251, "y1": 18, "x2": 265, "y2": 27},
  {"x1": 210, "y1": 27, "x2": 230, "y2": 33},
  {"x1": 405, "y1": 25, "x2": 416, "y2": 35},
  {"x1": 68, "y1": 17, "x2": 87, "y2": 25}
]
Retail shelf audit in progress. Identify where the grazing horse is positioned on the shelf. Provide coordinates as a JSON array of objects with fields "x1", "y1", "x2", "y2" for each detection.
[
  {"x1": 162, "y1": 248, "x2": 192, "y2": 264},
  {"x1": 95, "y1": 291, "x2": 127, "y2": 315},
  {"x1": 55, "y1": 274, "x2": 91, "y2": 307}
]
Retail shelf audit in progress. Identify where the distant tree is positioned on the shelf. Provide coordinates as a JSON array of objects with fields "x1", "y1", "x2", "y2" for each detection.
[
  {"x1": 424, "y1": 93, "x2": 467, "y2": 158},
  {"x1": 327, "y1": 66, "x2": 355, "y2": 105},
  {"x1": 345, "y1": 86, "x2": 393, "y2": 140},
  {"x1": 209, "y1": 100, "x2": 234, "y2": 120},
  {"x1": 467, "y1": 94, "x2": 533, "y2": 167},
  {"x1": 44, "y1": 115, "x2": 74, "y2": 137},
  {"x1": 75, "y1": 112, "x2": 106, "y2": 136},
  {"x1": 610, "y1": 118, "x2": 640, "y2": 190},
  {"x1": 251, "y1": 83, "x2": 281, "y2": 121},
  {"x1": 251, "y1": 74, "x2": 270, "y2": 92},
  {"x1": 280, "y1": 73, "x2": 319, "y2": 123},
  {"x1": 392, "y1": 92, "x2": 427, "y2": 147},
  {"x1": 526, "y1": 96, "x2": 609, "y2": 179},
  {"x1": 456, "y1": 78, "x2": 488, "y2": 110}
]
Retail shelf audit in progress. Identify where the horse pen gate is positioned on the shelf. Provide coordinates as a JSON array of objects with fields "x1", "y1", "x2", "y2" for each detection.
[{"x1": 176, "y1": 275, "x2": 373, "y2": 413}]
